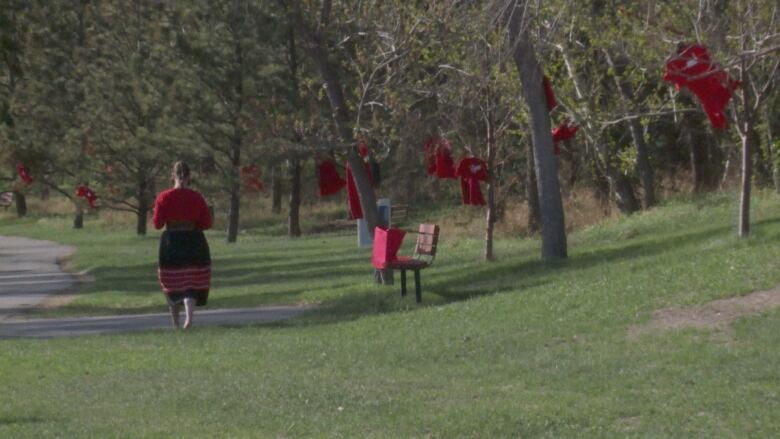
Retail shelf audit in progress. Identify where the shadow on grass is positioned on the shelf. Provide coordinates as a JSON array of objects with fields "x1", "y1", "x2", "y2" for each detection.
[{"x1": 37, "y1": 215, "x2": 780, "y2": 327}]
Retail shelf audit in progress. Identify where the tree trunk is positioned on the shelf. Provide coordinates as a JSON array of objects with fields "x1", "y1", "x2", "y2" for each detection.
[
  {"x1": 484, "y1": 119, "x2": 497, "y2": 261},
  {"x1": 688, "y1": 128, "x2": 704, "y2": 193},
  {"x1": 73, "y1": 205, "x2": 84, "y2": 229},
  {"x1": 271, "y1": 163, "x2": 282, "y2": 214},
  {"x1": 737, "y1": 56, "x2": 754, "y2": 238},
  {"x1": 765, "y1": 107, "x2": 780, "y2": 195},
  {"x1": 286, "y1": 2, "x2": 378, "y2": 234},
  {"x1": 739, "y1": 129, "x2": 753, "y2": 237},
  {"x1": 604, "y1": 51, "x2": 656, "y2": 208},
  {"x1": 288, "y1": 158, "x2": 302, "y2": 237},
  {"x1": 136, "y1": 179, "x2": 148, "y2": 236},
  {"x1": 628, "y1": 118, "x2": 656, "y2": 208},
  {"x1": 508, "y1": 7, "x2": 567, "y2": 260},
  {"x1": 227, "y1": 181, "x2": 240, "y2": 243},
  {"x1": 525, "y1": 140, "x2": 541, "y2": 234},
  {"x1": 13, "y1": 191, "x2": 26, "y2": 217}
]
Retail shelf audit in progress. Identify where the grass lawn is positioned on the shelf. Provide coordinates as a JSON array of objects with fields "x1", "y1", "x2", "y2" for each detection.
[{"x1": 2, "y1": 192, "x2": 780, "y2": 437}]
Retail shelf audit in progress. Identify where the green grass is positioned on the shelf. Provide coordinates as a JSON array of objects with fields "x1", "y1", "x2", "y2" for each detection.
[{"x1": 2, "y1": 191, "x2": 780, "y2": 437}]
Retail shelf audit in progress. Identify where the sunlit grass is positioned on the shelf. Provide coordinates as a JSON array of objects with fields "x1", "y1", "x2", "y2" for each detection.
[{"x1": 2, "y1": 190, "x2": 780, "y2": 437}]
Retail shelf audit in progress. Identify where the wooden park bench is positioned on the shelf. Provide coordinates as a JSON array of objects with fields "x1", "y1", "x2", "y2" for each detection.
[
  {"x1": 387, "y1": 223, "x2": 440, "y2": 303},
  {"x1": 0, "y1": 191, "x2": 14, "y2": 210}
]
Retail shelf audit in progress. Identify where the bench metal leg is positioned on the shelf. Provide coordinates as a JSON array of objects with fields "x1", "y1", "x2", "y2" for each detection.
[
  {"x1": 414, "y1": 270, "x2": 421, "y2": 303},
  {"x1": 400, "y1": 269, "x2": 407, "y2": 297}
]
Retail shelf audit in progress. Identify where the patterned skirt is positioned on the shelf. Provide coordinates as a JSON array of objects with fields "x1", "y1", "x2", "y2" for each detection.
[{"x1": 158, "y1": 230, "x2": 211, "y2": 306}]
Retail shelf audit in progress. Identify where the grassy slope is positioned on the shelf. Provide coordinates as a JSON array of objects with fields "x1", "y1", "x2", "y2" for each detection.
[{"x1": 2, "y1": 192, "x2": 780, "y2": 437}]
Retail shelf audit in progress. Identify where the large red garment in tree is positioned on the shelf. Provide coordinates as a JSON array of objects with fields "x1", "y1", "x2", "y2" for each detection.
[
  {"x1": 371, "y1": 227, "x2": 407, "y2": 269},
  {"x1": 664, "y1": 44, "x2": 739, "y2": 130},
  {"x1": 345, "y1": 161, "x2": 373, "y2": 219},
  {"x1": 551, "y1": 122, "x2": 579, "y2": 155},
  {"x1": 240, "y1": 164, "x2": 264, "y2": 192},
  {"x1": 424, "y1": 137, "x2": 457, "y2": 179},
  {"x1": 16, "y1": 162, "x2": 32, "y2": 185},
  {"x1": 318, "y1": 159, "x2": 346, "y2": 196},
  {"x1": 543, "y1": 76, "x2": 558, "y2": 112},
  {"x1": 455, "y1": 157, "x2": 488, "y2": 206},
  {"x1": 76, "y1": 185, "x2": 98, "y2": 208}
]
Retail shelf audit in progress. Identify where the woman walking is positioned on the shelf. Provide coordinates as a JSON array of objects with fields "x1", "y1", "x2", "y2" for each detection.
[{"x1": 152, "y1": 161, "x2": 213, "y2": 329}]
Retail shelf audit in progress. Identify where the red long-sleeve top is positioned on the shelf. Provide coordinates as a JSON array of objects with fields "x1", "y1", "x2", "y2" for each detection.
[{"x1": 152, "y1": 188, "x2": 212, "y2": 230}]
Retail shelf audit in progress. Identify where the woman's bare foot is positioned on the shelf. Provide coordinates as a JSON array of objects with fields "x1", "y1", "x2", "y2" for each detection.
[
  {"x1": 183, "y1": 298, "x2": 195, "y2": 330},
  {"x1": 169, "y1": 303, "x2": 181, "y2": 329}
]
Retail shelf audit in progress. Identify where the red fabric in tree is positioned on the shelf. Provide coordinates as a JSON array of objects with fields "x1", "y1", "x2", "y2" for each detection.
[
  {"x1": 371, "y1": 227, "x2": 407, "y2": 269},
  {"x1": 240, "y1": 164, "x2": 264, "y2": 192},
  {"x1": 345, "y1": 161, "x2": 373, "y2": 219},
  {"x1": 663, "y1": 44, "x2": 739, "y2": 130},
  {"x1": 318, "y1": 159, "x2": 346, "y2": 196},
  {"x1": 16, "y1": 162, "x2": 32, "y2": 185},
  {"x1": 552, "y1": 122, "x2": 578, "y2": 143},
  {"x1": 543, "y1": 76, "x2": 558, "y2": 112},
  {"x1": 455, "y1": 157, "x2": 488, "y2": 206},
  {"x1": 423, "y1": 137, "x2": 457, "y2": 178},
  {"x1": 76, "y1": 185, "x2": 98, "y2": 208}
]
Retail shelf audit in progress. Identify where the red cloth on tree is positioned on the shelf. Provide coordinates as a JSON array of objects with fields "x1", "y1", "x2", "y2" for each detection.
[
  {"x1": 358, "y1": 141, "x2": 370, "y2": 158},
  {"x1": 16, "y1": 162, "x2": 32, "y2": 185},
  {"x1": 152, "y1": 187, "x2": 212, "y2": 230},
  {"x1": 552, "y1": 122, "x2": 578, "y2": 143},
  {"x1": 240, "y1": 164, "x2": 264, "y2": 192},
  {"x1": 543, "y1": 76, "x2": 558, "y2": 112},
  {"x1": 423, "y1": 137, "x2": 457, "y2": 179},
  {"x1": 455, "y1": 157, "x2": 488, "y2": 206},
  {"x1": 76, "y1": 185, "x2": 98, "y2": 208},
  {"x1": 663, "y1": 44, "x2": 739, "y2": 130},
  {"x1": 371, "y1": 227, "x2": 407, "y2": 269},
  {"x1": 318, "y1": 159, "x2": 346, "y2": 196},
  {"x1": 345, "y1": 161, "x2": 373, "y2": 219}
]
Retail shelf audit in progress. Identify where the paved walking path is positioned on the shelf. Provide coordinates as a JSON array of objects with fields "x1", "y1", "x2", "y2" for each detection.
[
  {"x1": 0, "y1": 235, "x2": 77, "y2": 320},
  {"x1": 0, "y1": 235, "x2": 310, "y2": 338},
  {"x1": 0, "y1": 306, "x2": 310, "y2": 338}
]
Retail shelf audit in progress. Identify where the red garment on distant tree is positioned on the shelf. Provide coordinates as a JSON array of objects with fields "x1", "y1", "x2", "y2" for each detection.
[
  {"x1": 240, "y1": 165, "x2": 264, "y2": 192},
  {"x1": 424, "y1": 137, "x2": 457, "y2": 179},
  {"x1": 552, "y1": 122, "x2": 578, "y2": 143},
  {"x1": 16, "y1": 162, "x2": 32, "y2": 185},
  {"x1": 358, "y1": 141, "x2": 370, "y2": 158},
  {"x1": 318, "y1": 159, "x2": 346, "y2": 196},
  {"x1": 76, "y1": 185, "x2": 98, "y2": 208},
  {"x1": 345, "y1": 161, "x2": 373, "y2": 219},
  {"x1": 455, "y1": 157, "x2": 488, "y2": 206},
  {"x1": 543, "y1": 76, "x2": 558, "y2": 112},
  {"x1": 663, "y1": 44, "x2": 739, "y2": 130}
]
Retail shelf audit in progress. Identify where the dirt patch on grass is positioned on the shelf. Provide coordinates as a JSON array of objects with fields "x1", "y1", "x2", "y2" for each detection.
[{"x1": 629, "y1": 286, "x2": 780, "y2": 337}]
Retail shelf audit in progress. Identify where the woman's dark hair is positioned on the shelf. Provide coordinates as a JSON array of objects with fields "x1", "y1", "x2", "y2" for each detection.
[{"x1": 172, "y1": 161, "x2": 191, "y2": 183}]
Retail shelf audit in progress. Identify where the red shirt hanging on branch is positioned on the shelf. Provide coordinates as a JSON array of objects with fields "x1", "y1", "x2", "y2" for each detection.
[
  {"x1": 551, "y1": 122, "x2": 579, "y2": 155},
  {"x1": 543, "y1": 76, "x2": 558, "y2": 112},
  {"x1": 76, "y1": 185, "x2": 98, "y2": 208},
  {"x1": 240, "y1": 164, "x2": 264, "y2": 192},
  {"x1": 318, "y1": 159, "x2": 346, "y2": 196},
  {"x1": 663, "y1": 44, "x2": 739, "y2": 130},
  {"x1": 424, "y1": 137, "x2": 457, "y2": 179},
  {"x1": 16, "y1": 162, "x2": 32, "y2": 185},
  {"x1": 455, "y1": 157, "x2": 488, "y2": 206},
  {"x1": 345, "y1": 144, "x2": 374, "y2": 219}
]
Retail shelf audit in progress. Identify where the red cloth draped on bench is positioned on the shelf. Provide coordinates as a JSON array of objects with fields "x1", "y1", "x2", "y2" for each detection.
[{"x1": 372, "y1": 227, "x2": 407, "y2": 270}]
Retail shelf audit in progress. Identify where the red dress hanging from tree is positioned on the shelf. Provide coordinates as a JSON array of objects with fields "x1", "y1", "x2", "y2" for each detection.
[
  {"x1": 318, "y1": 159, "x2": 346, "y2": 196},
  {"x1": 455, "y1": 157, "x2": 488, "y2": 206},
  {"x1": 664, "y1": 44, "x2": 739, "y2": 130}
]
